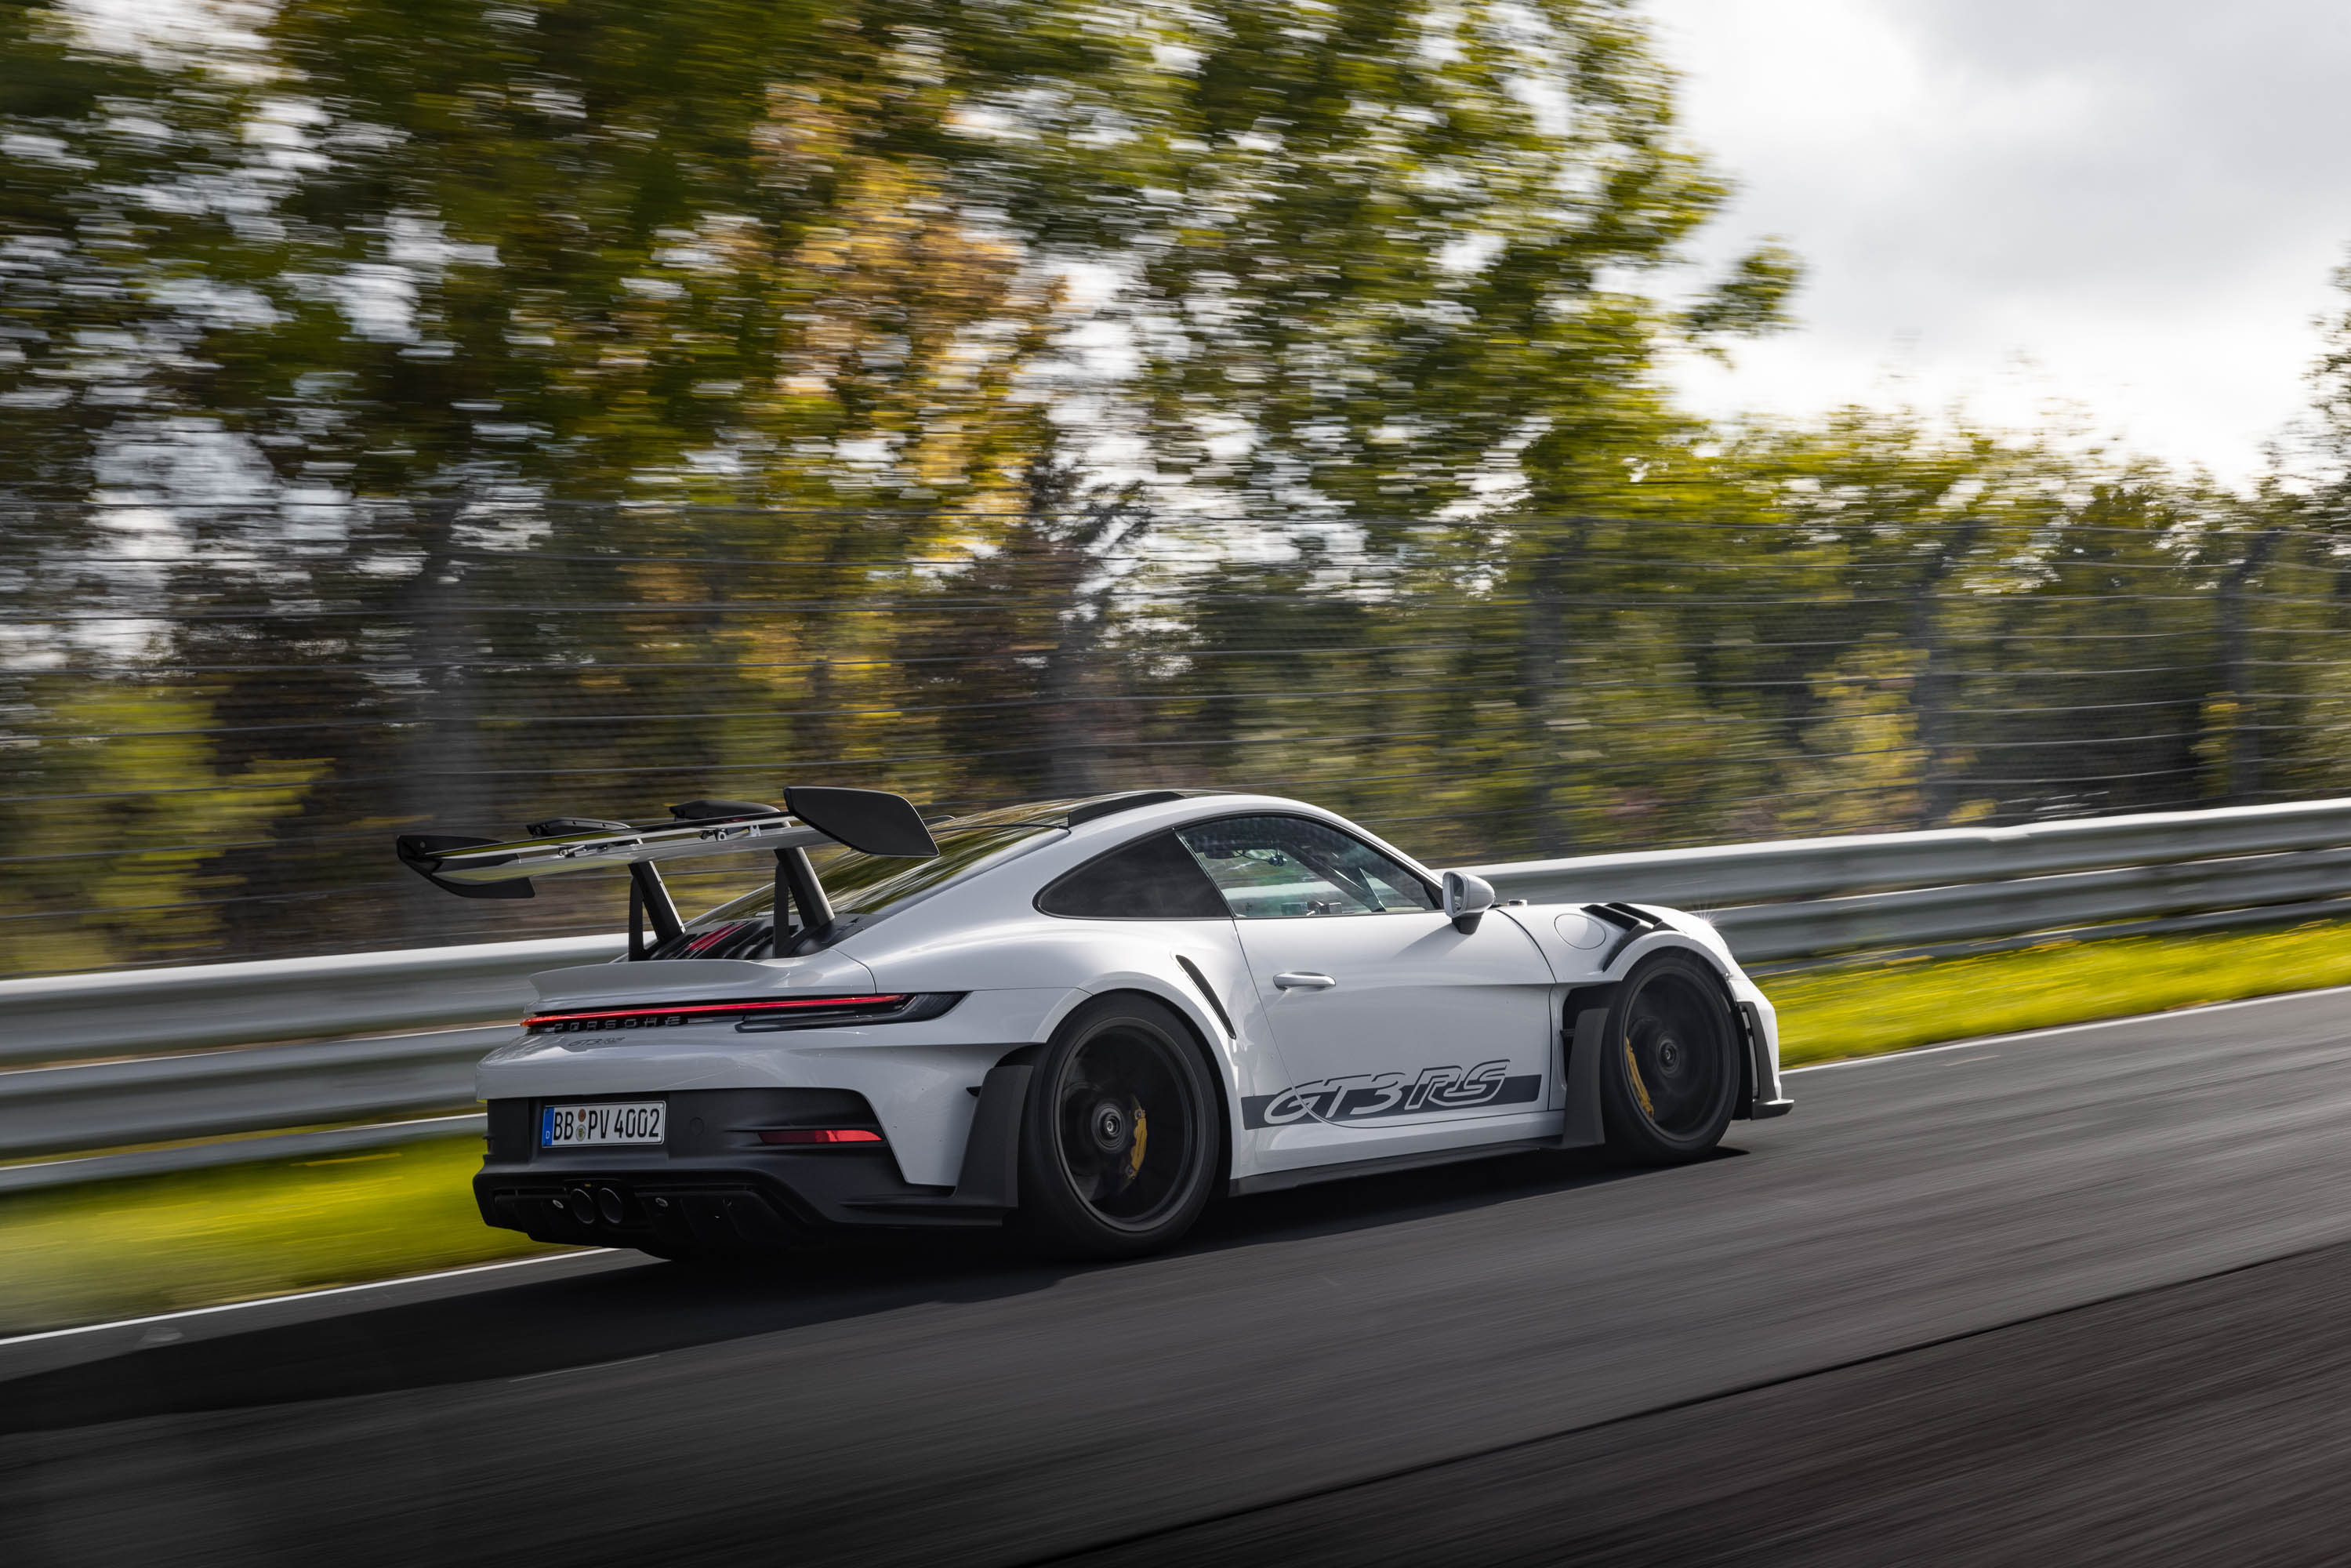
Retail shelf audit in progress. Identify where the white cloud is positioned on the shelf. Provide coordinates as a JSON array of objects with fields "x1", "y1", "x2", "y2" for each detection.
[{"x1": 1649, "y1": 0, "x2": 2351, "y2": 480}]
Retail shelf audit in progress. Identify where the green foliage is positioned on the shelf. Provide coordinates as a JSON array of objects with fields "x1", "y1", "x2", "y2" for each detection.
[
  {"x1": 0, "y1": 2, "x2": 286, "y2": 507},
  {"x1": 5, "y1": 0, "x2": 1780, "y2": 518},
  {"x1": 1682, "y1": 241, "x2": 1801, "y2": 347},
  {"x1": 0, "y1": 684, "x2": 319, "y2": 972},
  {"x1": 1083, "y1": 0, "x2": 1748, "y2": 515},
  {"x1": 241, "y1": 0, "x2": 1089, "y2": 508}
]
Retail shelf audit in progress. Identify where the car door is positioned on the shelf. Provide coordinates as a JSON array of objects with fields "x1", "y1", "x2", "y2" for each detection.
[{"x1": 1174, "y1": 814, "x2": 1557, "y2": 1167}]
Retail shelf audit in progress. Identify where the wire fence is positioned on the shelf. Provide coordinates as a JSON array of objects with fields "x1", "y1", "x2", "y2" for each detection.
[{"x1": 2, "y1": 501, "x2": 2344, "y2": 975}]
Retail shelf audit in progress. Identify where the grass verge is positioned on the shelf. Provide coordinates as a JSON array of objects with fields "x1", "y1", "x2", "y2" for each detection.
[
  {"x1": 0, "y1": 1135, "x2": 568, "y2": 1336},
  {"x1": 1765, "y1": 918, "x2": 2351, "y2": 1065},
  {"x1": 9, "y1": 916, "x2": 2351, "y2": 1336}
]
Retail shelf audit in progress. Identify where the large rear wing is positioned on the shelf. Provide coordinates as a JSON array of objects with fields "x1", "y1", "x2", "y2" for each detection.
[{"x1": 395, "y1": 787, "x2": 938, "y2": 956}]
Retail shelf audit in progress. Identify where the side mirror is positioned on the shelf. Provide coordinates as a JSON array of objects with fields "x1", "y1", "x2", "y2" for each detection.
[{"x1": 1442, "y1": 871, "x2": 1498, "y2": 933}]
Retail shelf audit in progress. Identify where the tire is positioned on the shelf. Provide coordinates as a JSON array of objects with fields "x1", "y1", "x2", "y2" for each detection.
[
  {"x1": 1013, "y1": 993, "x2": 1221, "y2": 1259},
  {"x1": 1598, "y1": 951, "x2": 1741, "y2": 1164}
]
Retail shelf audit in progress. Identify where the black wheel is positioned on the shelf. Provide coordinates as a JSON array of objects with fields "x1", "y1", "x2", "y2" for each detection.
[
  {"x1": 1014, "y1": 994, "x2": 1221, "y2": 1258},
  {"x1": 1599, "y1": 951, "x2": 1741, "y2": 1163}
]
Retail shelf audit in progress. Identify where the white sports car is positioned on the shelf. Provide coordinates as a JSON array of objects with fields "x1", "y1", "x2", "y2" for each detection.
[{"x1": 397, "y1": 788, "x2": 1792, "y2": 1259}]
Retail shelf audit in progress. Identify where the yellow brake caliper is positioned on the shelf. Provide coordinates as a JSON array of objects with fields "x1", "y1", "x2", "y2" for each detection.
[
  {"x1": 1124, "y1": 1103, "x2": 1148, "y2": 1185},
  {"x1": 1623, "y1": 1040, "x2": 1656, "y2": 1120}
]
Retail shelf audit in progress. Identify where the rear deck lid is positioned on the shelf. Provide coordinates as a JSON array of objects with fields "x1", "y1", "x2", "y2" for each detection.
[{"x1": 526, "y1": 952, "x2": 881, "y2": 1014}]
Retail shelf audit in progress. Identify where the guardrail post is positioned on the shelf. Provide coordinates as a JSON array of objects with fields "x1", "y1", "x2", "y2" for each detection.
[
  {"x1": 396, "y1": 499, "x2": 488, "y2": 945},
  {"x1": 1034, "y1": 465, "x2": 1146, "y2": 799},
  {"x1": 1910, "y1": 520, "x2": 1979, "y2": 829},
  {"x1": 1518, "y1": 517, "x2": 1592, "y2": 857},
  {"x1": 2219, "y1": 526, "x2": 2288, "y2": 806}
]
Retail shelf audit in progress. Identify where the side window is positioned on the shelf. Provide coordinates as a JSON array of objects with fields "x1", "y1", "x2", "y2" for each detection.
[
  {"x1": 1035, "y1": 831, "x2": 1231, "y2": 920},
  {"x1": 1174, "y1": 815, "x2": 1439, "y2": 920}
]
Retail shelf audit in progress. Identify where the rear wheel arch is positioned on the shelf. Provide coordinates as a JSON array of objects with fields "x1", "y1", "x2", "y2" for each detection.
[
  {"x1": 1068, "y1": 985, "x2": 1235, "y2": 1189},
  {"x1": 1036, "y1": 975, "x2": 1225, "y2": 1064},
  {"x1": 1010, "y1": 989, "x2": 1227, "y2": 1257},
  {"x1": 1033, "y1": 982, "x2": 1235, "y2": 1142}
]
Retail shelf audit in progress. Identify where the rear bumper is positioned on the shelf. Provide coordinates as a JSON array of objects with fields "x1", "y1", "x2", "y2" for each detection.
[{"x1": 477, "y1": 1087, "x2": 1012, "y2": 1250}]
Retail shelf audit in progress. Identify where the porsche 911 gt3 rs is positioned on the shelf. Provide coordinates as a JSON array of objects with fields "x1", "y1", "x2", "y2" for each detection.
[{"x1": 396, "y1": 787, "x2": 1791, "y2": 1259}]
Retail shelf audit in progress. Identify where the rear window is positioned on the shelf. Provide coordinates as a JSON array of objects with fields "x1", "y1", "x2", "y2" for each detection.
[
  {"x1": 816, "y1": 823, "x2": 1059, "y2": 915},
  {"x1": 1036, "y1": 832, "x2": 1228, "y2": 920},
  {"x1": 649, "y1": 820, "x2": 1059, "y2": 957}
]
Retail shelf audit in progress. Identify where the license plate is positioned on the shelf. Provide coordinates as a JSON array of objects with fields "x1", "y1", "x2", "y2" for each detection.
[{"x1": 541, "y1": 1102, "x2": 666, "y2": 1148}]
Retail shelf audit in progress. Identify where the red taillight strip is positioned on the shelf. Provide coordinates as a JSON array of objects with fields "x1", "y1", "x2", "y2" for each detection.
[
  {"x1": 758, "y1": 1128, "x2": 884, "y2": 1145},
  {"x1": 525, "y1": 994, "x2": 908, "y2": 1026}
]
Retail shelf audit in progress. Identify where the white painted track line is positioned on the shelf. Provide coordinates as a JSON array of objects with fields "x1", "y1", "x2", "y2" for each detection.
[{"x1": 0, "y1": 1249, "x2": 615, "y2": 1348}]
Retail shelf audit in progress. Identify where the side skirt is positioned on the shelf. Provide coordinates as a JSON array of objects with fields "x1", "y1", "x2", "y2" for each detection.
[{"x1": 1228, "y1": 1135, "x2": 1559, "y2": 1198}]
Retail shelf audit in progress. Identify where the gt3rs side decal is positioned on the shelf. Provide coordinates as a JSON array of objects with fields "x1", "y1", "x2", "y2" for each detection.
[{"x1": 1241, "y1": 1060, "x2": 1543, "y2": 1128}]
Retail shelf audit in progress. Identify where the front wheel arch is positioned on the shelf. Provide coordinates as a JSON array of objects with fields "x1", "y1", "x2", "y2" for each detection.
[{"x1": 1596, "y1": 949, "x2": 1743, "y2": 1164}]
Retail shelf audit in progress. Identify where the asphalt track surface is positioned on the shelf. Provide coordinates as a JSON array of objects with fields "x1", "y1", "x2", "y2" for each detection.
[{"x1": 10, "y1": 991, "x2": 2351, "y2": 1565}]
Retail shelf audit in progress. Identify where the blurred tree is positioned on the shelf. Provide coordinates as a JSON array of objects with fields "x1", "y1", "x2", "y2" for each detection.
[
  {"x1": 0, "y1": 681, "x2": 318, "y2": 972},
  {"x1": 2311, "y1": 251, "x2": 2351, "y2": 521},
  {"x1": 125, "y1": 0, "x2": 1112, "y2": 936},
  {"x1": 0, "y1": 0, "x2": 306, "y2": 595},
  {"x1": 13, "y1": 0, "x2": 2344, "y2": 972},
  {"x1": 1017, "y1": 0, "x2": 1798, "y2": 520}
]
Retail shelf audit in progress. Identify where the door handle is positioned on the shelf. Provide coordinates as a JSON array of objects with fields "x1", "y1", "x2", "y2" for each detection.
[{"x1": 1272, "y1": 971, "x2": 1337, "y2": 990}]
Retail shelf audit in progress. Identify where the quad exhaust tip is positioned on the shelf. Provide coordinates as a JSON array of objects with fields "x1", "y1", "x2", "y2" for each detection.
[{"x1": 555, "y1": 1186, "x2": 634, "y2": 1226}]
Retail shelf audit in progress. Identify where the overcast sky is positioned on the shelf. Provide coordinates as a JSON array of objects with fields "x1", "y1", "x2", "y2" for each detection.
[{"x1": 1647, "y1": 0, "x2": 2351, "y2": 482}]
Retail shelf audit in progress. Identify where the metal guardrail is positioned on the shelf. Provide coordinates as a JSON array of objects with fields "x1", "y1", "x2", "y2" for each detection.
[
  {"x1": 9, "y1": 797, "x2": 2351, "y2": 1193},
  {"x1": 0, "y1": 935, "x2": 623, "y2": 1069},
  {"x1": 0, "y1": 1027, "x2": 513, "y2": 1165},
  {"x1": 1469, "y1": 800, "x2": 2351, "y2": 964}
]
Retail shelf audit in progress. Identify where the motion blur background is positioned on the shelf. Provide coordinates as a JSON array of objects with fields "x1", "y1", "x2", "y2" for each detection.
[
  {"x1": 24, "y1": 15, "x2": 2351, "y2": 1560},
  {"x1": 9, "y1": 0, "x2": 2351, "y2": 978}
]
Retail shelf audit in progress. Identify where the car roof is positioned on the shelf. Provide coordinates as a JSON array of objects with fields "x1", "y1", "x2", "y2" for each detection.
[
  {"x1": 989, "y1": 789, "x2": 1439, "y2": 880},
  {"x1": 925, "y1": 789, "x2": 1221, "y2": 833}
]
